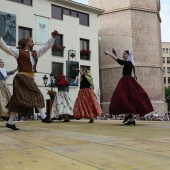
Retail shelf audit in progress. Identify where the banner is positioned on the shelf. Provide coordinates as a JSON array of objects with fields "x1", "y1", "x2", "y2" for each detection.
[
  {"x1": 35, "y1": 16, "x2": 49, "y2": 44},
  {"x1": 66, "y1": 61, "x2": 79, "y2": 86}
]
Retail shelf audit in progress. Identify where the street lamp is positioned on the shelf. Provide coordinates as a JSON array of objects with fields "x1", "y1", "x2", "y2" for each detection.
[
  {"x1": 49, "y1": 72, "x2": 54, "y2": 91},
  {"x1": 42, "y1": 75, "x2": 48, "y2": 87}
]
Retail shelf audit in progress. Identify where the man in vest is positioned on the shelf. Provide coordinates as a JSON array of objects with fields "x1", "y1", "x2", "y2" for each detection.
[{"x1": 0, "y1": 30, "x2": 58, "y2": 130}]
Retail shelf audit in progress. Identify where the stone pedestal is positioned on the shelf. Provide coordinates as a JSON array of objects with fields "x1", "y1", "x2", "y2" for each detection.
[{"x1": 89, "y1": 0, "x2": 166, "y2": 115}]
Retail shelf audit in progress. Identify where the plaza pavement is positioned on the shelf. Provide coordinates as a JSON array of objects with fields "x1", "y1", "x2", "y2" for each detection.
[{"x1": 0, "y1": 119, "x2": 170, "y2": 170}]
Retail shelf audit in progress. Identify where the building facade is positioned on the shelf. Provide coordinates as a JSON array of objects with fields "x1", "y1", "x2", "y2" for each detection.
[
  {"x1": 0, "y1": 0, "x2": 104, "y2": 114},
  {"x1": 162, "y1": 42, "x2": 170, "y2": 87},
  {"x1": 89, "y1": 0, "x2": 166, "y2": 115}
]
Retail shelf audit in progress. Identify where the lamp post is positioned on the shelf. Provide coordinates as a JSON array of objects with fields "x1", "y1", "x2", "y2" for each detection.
[
  {"x1": 49, "y1": 72, "x2": 54, "y2": 91},
  {"x1": 42, "y1": 75, "x2": 48, "y2": 87},
  {"x1": 42, "y1": 72, "x2": 55, "y2": 91}
]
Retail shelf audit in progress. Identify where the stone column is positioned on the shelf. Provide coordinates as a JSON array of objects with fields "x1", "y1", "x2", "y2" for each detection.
[{"x1": 89, "y1": 0, "x2": 166, "y2": 115}]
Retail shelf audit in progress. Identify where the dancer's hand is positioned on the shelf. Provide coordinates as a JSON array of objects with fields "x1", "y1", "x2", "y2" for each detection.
[
  {"x1": 104, "y1": 51, "x2": 110, "y2": 55},
  {"x1": 51, "y1": 30, "x2": 58, "y2": 39},
  {"x1": 112, "y1": 48, "x2": 117, "y2": 56}
]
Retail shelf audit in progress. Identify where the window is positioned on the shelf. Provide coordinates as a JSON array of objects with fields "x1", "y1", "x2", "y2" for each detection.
[
  {"x1": 163, "y1": 57, "x2": 165, "y2": 63},
  {"x1": 166, "y1": 48, "x2": 169, "y2": 54},
  {"x1": 52, "y1": 62, "x2": 63, "y2": 76},
  {"x1": 168, "y1": 77, "x2": 170, "y2": 83},
  {"x1": 162, "y1": 48, "x2": 165, "y2": 54},
  {"x1": 80, "y1": 39, "x2": 90, "y2": 60},
  {"x1": 63, "y1": 8, "x2": 70, "y2": 15},
  {"x1": 79, "y1": 12, "x2": 89, "y2": 26},
  {"x1": 52, "y1": 34, "x2": 64, "y2": 57},
  {"x1": 52, "y1": 5, "x2": 63, "y2": 20},
  {"x1": 19, "y1": 27, "x2": 32, "y2": 40},
  {"x1": 167, "y1": 57, "x2": 170, "y2": 63},
  {"x1": 167, "y1": 67, "x2": 170, "y2": 73},
  {"x1": 51, "y1": 5, "x2": 89, "y2": 26},
  {"x1": 164, "y1": 77, "x2": 166, "y2": 83},
  {"x1": 80, "y1": 65, "x2": 90, "y2": 72},
  {"x1": 71, "y1": 11, "x2": 78, "y2": 17},
  {"x1": 11, "y1": 0, "x2": 32, "y2": 5}
]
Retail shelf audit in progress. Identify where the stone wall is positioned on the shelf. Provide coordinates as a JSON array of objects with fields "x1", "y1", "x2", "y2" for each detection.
[{"x1": 89, "y1": 0, "x2": 166, "y2": 115}]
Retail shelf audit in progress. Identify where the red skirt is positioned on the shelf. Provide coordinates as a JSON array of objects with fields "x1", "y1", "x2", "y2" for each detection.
[
  {"x1": 109, "y1": 76, "x2": 154, "y2": 116},
  {"x1": 73, "y1": 88, "x2": 102, "y2": 118}
]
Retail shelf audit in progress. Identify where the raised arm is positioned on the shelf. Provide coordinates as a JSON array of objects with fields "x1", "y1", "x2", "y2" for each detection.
[
  {"x1": 104, "y1": 50, "x2": 118, "y2": 61},
  {"x1": 0, "y1": 33, "x2": 19, "y2": 59},
  {"x1": 36, "y1": 30, "x2": 58, "y2": 58},
  {"x1": 76, "y1": 68, "x2": 83, "y2": 76}
]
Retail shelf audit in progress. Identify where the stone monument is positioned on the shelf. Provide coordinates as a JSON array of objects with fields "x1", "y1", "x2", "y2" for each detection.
[{"x1": 89, "y1": 0, "x2": 166, "y2": 115}]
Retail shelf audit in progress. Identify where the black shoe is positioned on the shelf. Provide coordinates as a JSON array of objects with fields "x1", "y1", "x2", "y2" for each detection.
[
  {"x1": 42, "y1": 117, "x2": 52, "y2": 123},
  {"x1": 124, "y1": 121, "x2": 135, "y2": 125},
  {"x1": 89, "y1": 119, "x2": 94, "y2": 123},
  {"x1": 6, "y1": 123, "x2": 20, "y2": 130},
  {"x1": 122, "y1": 114, "x2": 132, "y2": 123},
  {"x1": 63, "y1": 119, "x2": 70, "y2": 122}
]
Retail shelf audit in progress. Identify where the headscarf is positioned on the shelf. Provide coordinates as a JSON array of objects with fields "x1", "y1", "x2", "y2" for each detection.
[
  {"x1": 17, "y1": 37, "x2": 32, "y2": 49},
  {"x1": 124, "y1": 50, "x2": 135, "y2": 66},
  {"x1": 55, "y1": 75, "x2": 69, "y2": 86},
  {"x1": 81, "y1": 70, "x2": 94, "y2": 86}
]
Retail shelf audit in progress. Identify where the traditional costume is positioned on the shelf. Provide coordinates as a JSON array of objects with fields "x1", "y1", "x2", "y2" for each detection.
[
  {"x1": 0, "y1": 68, "x2": 16, "y2": 119},
  {"x1": 0, "y1": 36, "x2": 55, "y2": 129},
  {"x1": 73, "y1": 70, "x2": 102, "y2": 123},
  {"x1": 51, "y1": 75, "x2": 73, "y2": 122},
  {"x1": 109, "y1": 51, "x2": 154, "y2": 124}
]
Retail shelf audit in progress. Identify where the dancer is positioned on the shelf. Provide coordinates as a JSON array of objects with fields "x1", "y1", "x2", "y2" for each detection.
[
  {"x1": 51, "y1": 75, "x2": 73, "y2": 122},
  {"x1": 73, "y1": 69, "x2": 102, "y2": 123},
  {"x1": 104, "y1": 49, "x2": 154, "y2": 125},
  {"x1": 0, "y1": 30, "x2": 58, "y2": 130},
  {"x1": 0, "y1": 59, "x2": 18, "y2": 121}
]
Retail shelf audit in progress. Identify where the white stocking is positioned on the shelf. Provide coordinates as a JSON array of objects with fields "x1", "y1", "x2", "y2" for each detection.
[{"x1": 37, "y1": 107, "x2": 46, "y2": 119}]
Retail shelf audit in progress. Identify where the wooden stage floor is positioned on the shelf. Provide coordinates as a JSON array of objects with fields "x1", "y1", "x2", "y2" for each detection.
[{"x1": 0, "y1": 120, "x2": 170, "y2": 170}]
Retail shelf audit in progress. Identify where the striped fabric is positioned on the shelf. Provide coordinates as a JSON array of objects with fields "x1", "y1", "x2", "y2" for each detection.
[
  {"x1": 0, "y1": 80, "x2": 11, "y2": 117},
  {"x1": 6, "y1": 74, "x2": 44, "y2": 114}
]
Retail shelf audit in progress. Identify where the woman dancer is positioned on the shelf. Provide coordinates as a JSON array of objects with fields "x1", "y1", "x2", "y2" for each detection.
[
  {"x1": 51, "y1": 75, "x2": 73, "y2": 122},
  {"x1": 104, "y1": 49, "x2": 153, "y2": 125},
  {"x1": 73, "y1": 69, "x2": 102, "y2": 123},
  {"x1": 0, "y1": 59, "x2": 18, "y2": 121}
]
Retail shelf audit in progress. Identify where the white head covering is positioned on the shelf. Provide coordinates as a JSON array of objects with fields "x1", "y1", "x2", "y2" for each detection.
[{"x1": 127, "y1": 51, "x2": 135, "y2": 66}]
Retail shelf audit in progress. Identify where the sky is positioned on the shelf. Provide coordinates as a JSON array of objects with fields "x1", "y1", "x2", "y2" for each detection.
[{"x1": 74, "y1": 0, "x2": 170, "y2": 42}]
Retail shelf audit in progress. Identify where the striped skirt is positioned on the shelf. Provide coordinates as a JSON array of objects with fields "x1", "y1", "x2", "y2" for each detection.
[
  {"x1": 6, "y1": 74, "x2": 44, "y2": 114},
  {"x1": 50, "y1": 91, "x2": 73, "y2": 118},
  {"x1": 73, "y1": 88, "x2": 102, "y2": 118},
  {"x1": 0, "y1": 80, "x2": 11, "y2": 117}
]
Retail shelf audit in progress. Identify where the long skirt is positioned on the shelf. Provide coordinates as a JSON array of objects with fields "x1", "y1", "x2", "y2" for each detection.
[
  {"x1": 73, "y1": 88, "x2": 102, "y2": 118},
  {"x1": 0, "y1": 80, "x2": 11, "y2": 117},
  {"x1": 109, "y1": 76, "x2": 154, "y2": 116},
  {"x1": 50, "y1": 91, "x2": 73, "y2": 118},
  {"x1": 6, "y1": 74, "x2": 44, "y2": 114}
]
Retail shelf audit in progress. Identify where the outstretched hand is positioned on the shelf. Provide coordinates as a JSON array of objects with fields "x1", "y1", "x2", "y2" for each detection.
[
  {"x1": 104, "y1": 51, "x2": 110, "y2": 55},
  {"x1": 51, "y1": 30, "x2": 58, "y2": 39}
]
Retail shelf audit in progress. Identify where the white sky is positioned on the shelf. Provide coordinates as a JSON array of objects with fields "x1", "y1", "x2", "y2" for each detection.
[{"x1": 74, "y1": 0, "x2": 170, "y2": 42}]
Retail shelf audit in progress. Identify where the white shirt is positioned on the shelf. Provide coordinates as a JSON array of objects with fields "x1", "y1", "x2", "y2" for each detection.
[{"x1": 0, "y1": 37, "x2": 55, "y2": 68}]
